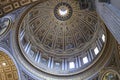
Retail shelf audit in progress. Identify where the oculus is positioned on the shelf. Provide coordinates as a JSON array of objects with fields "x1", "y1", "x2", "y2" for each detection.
[{"x1": 54, "y1": 2, "x2": 73, "y2": 21}]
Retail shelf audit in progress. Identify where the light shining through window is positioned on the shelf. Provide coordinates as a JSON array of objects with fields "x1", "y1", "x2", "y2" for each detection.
[
  {"x1": 94, "y1": 47, "x2": 99, "y2": 55},
  {"x1": 102, "y1": 34, "x2": 105, "y2": 42},
  {"x1": 83, "y1": 57, "x2": 88, "y2": 64},
  {"x1": 69, "y1": 62, "x2": 75, "y2": 69},
  {"x1": 59, "y1": 9, "x2": 68, "y2": 16}
]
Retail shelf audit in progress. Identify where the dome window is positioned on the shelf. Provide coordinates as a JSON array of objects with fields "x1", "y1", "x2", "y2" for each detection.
[
  {"x1": 94, "y1": 47, "x2": 99, "y2": 55},
  {"x1": 102, "y1": 34, "x2": 105, "y2": 42},
  {"x1": 69, "y1": 62, "x2": 75, "y2": 69},
  {"x1": 83, "y1": 57, "x2": 88, "y2": 64}
]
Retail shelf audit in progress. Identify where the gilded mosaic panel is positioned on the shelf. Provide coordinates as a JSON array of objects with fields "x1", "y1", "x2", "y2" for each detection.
[
  {"x1": 0, "y1": 51, "x2": 18, "y2": 80},
  {"x1": 0, "y1": 0, "x2": 46, "y2": 17}
]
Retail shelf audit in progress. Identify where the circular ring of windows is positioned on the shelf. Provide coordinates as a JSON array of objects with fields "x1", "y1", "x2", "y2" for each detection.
[{"x1": 18, "y1": 22, "x2": 107, "y2": 76}]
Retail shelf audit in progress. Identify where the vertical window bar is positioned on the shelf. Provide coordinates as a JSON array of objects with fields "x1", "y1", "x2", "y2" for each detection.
[
  {"x1": 35, "y1": 51, "x2": 41, "y2": 63},
  {"x1": 99, "y1": 38, "x2": 103, "y2": 48},
  {"x1": 48, "y1": 57, "x2": 52, "y2": 68},
  {"x1": 89, "y1": 49, "x2": 94, "y2": 60},
  {"x1": 37, "y1": 52, "x2": 41, "y2": 63},
  {"x1": 96, "y1": 39, "x2": 100, "y2": 50},
  {"x1": 62, "y1": 59, "x2": 65, "y2": 70},
  {"x1": 87, "y1": 51, "x2": 92, "y2": 62},
  {"x1": 75, "y1": 57, "x2": 79, "y2": 68},
  {"x1": 51, "y1": 58, "x2": 54, "y2": 69},
  {"x1": 25, "y1": 42, "x2": 31, "y2": 54},
  {"x1": 65, "y1": 59, "x2": 67, "y2": 70},
  {"x1": 20, "y1": 30, "x2": 25, "y2": 41},
  {"x1": 78, "y1": 56, "x2": 82, "y2": 67}
]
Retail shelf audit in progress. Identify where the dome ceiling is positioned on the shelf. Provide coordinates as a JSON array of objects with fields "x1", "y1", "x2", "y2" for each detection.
[
  {"x1": 20, "y1": 0, "x2": 98, "y2": 57},
  {"x1": 16, "y1": 0, "x2": 106, "y2": 76}
]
